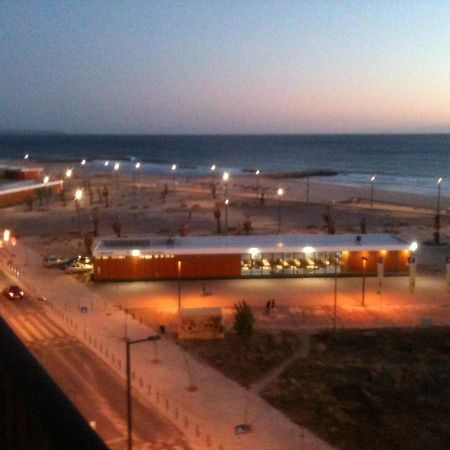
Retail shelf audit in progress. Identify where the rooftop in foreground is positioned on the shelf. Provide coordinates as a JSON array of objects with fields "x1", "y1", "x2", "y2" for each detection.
[{"x1": 93, "y1": 233, "x2": 411, "y2": 256}]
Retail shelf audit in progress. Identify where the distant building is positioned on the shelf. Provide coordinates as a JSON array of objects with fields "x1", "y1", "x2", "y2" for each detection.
[
  {"x1": 92, "y1": 233, "x2": 413, "y2": 281},
  {"x1": 0, "y1": 180, "x2": 63, "y2": 208},
  {"x1": 0, "y1": 165, "x2": 43, "y2": 180}
]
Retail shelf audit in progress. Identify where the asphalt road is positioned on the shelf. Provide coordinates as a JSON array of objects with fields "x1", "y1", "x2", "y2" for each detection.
[{"x1": 0, "y1": 271, "x2": 192, "y2": 450}]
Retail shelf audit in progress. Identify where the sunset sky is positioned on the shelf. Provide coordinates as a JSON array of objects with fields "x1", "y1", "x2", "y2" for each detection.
[{"x1": 1, "y1": 1, "x2": 449, "y2": 134}]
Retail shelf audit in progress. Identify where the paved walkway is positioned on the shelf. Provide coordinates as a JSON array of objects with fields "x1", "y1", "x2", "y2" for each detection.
[{"x1": 1, "y1": 242, "x2": 332, "y2": 450}]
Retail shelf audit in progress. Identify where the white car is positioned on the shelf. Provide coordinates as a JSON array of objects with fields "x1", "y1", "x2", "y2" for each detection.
[
  {"x1": 64, "y1": 262, "x2": 93, "y2": 274},
  {"x1": 43, "y1": 255, "x2": 68, "y2": 267}
]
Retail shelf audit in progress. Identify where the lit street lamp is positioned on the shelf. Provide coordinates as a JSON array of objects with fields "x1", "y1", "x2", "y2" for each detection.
[
  {"x1": 114, "y1": 162, "x2": 120, "y2": 189},
  {"x1": 171, "y1": 164, "x2": 177, "y2": 189},
  {"x1": 74, "y1": 189, "x2": 83, "y2": 234},
  {"x1": 177, "y1": 260, "x2": 182, "y2": 310},
  {"x1": 370, "y1": 175, "x2": 376, "y2": 208},
  {"x1": 126, "y1": 335, "x2": 161, "y2": 450},
  {"x1": 223, "y1": 172, "x2": 229, "y2": 197},
  {"x1": 437, "y1": 177, "x2": 442, "y2": 214},
  {"x1": 133, "y1": 162, "x2": 141, "y2": 201},
  {"x1": 43, "y1": 176, "x2": 50, "y2": 209},
  {"x1": 255, "y1": 169, "x2": 260, "y2": 198},
  {"x1": 361, "y1": 256, "x2": 368, "y2": 307},
  {"x1": 224, "y1": 199, "x2": 229, "y2": 235},
  {"x1": 277, "y1": 188, "x2": 284, "y2": 233},
  {"x1": 333, "y1": 251, "x2": 339, "y2": 330}
]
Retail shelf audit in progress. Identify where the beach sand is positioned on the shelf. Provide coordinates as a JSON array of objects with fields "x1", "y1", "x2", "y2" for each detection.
[{"x1": 1, "y1": 160, "x2": 449, "y2": 271}]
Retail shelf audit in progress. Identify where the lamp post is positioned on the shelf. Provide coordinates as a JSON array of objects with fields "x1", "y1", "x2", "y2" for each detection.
[
  {"x1": 361, "y1": 256, "x2": 367, "y2": 307},
  {"x1": 255, "y1": 169, "x2": 260, "y2": 198},
  {"x1": 437, "y1": 177, "x2": 442, "y2": 215},
  {"x1": 210, "y1": 164, "x2": 216, "y2": 183},
  {"x1": 114, "y1": 162, "x2": 120, "y2": 189},
  {"x1": 224, "y1": 199, "x2": 229, "y2": 235},
  {"x1": 177, "y1": 260, "x2": 182, "y2": 310},
  {"x1": 277, "y1": 188, "x2": 284, "y2": 233},
  {"x1": 333, "y1": 251, "x2": 338, "y2": 330},
  {"x1": 133, "y1": 162, "x2": 141, "y2": 201},
  {"x1": 370, "y1": 175, "x2": 376, "y2": 208},
  {"x1": 74, "y1": 189, "x2": 83, "y2": 234},
  {"x1": 65, "y1": 168, "x2": 73, "y2": 193},
  {"x1": 222, "y1": 172, "x2": 229, "y2": 198},
  {"x1": 171, "y1": 164, "x2": 177, "y2": 189},
  {"x1": 126, "y1": 335, "x2": 161, "y2": 450},
  {"x1": 81, "y1": 159, "x2": 87, "y2": 186},
  {"x1": 43, "y1": 175, "x2": 50, "y2": 210}
]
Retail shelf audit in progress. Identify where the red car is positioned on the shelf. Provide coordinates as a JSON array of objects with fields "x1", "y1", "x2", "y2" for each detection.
[{"x1": 3, "y1": 285, "x2": 25, "y2": 300}]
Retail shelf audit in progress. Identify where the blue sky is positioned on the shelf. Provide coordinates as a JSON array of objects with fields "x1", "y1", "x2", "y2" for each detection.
[{"x1": 1, "y1": 1, "x2": 449, "y2": 133}]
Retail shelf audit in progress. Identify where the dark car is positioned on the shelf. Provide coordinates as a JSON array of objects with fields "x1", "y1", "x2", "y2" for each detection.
[
  {"x1": 3, "y1": 285, "x2": 25, "y2": 300},
  {"x1": 61, "y1": 255, "x2": 92, "y2": 270}
]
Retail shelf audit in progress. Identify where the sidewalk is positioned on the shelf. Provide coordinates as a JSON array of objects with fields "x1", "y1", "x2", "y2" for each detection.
[{"x1": 1, "y1": 242, "x2": 333, "y2": 450}]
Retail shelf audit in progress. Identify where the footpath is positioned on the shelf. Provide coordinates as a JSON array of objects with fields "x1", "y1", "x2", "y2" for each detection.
[{"x1": 0, "y1": 242, "x2": 333, "y2": 450}]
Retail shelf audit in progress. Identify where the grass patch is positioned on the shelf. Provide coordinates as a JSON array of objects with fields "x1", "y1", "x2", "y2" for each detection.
[
  {"x1": 178, "y1": 330, "x2": 302, "y2": 386},
  {"x1": 262, "y1": 327, "x2": 450, "y2": 450}
]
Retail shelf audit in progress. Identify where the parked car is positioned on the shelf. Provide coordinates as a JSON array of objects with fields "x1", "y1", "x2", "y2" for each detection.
[
  {"x1": 43, "y1": 255, "x2": 69, "y2": 268},
  {"x1": 3, "y1": 285, "x2": 25, "y2": 300},
  {"x1": 64, "y1": 261, "x2": 93, "y2": 274},
  {"x1": 61, "y1": 255, "x2": 92, "y2": 270}
]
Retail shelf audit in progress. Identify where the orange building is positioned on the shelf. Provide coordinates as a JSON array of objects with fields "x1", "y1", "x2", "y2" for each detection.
[
  {"x1": 92, "y1": 234, "x2": 414, "y2": 282},
  {"x1": 0, "y1": 180, "x2": 63, "y2": 208}
]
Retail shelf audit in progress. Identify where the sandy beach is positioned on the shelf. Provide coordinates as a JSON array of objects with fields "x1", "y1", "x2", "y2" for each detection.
[{"x1": 1, "y1": 160, "x2": 448, "y2": 272}]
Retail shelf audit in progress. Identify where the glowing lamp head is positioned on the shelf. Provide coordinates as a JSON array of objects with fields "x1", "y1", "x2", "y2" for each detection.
[
  {"x1": 225, "y1": 199, "x2": 229, "y2": 205},
  {"x1": 248, "y1": 247, "x2": 260, "y2": 258},
  {"x1": 104, "y1": 161, "x2": 109, "y2": 167},
  {"x1": 3, "y1": 229, "x2": 11, "y2": 242},
  {"x1": 171, "y1": 164, "x2": 177, "y2": 171},
  {"x1": 437, "y1": 177, "x2": 442, "y2": 184},
  {"x1": 371, "y1": 175, "x2": 376, "y2": 182},
  {"x1": 409, "y1": 241, "x2": 418, "y2": 252},
  {"x1": 43, "y1": 176, "x2": 49, "y2": 184},
  {"x1": 256, "y1": 169, "x2": 260, "y2": 175},
  {"x1": 114, "y1": 162, "x2": 120, "y2": 171},
  {"x1": 81, "y1": 159, "x2": 86, "y2": 165},
  {"x1": 210, "y1": 164, "x2": 216, "y2": 171},
  {"x1": 24, "y1": 154, "x2": 29, "y2": 160},
  {"x1": 222, "y1": 172, "x2": 229, "y2": 182},
  {"x1": 135, "y1": 162, "x2": 141, "y2": 169},
  {"x1": 302, "y1": 246, "x2": 315, "y2": 254},
  {"x1": 131, "y1": 249, "x2": 141, "y2": 257},
  {"x1": 74, "y1": 189, "x2": 83, "y2": 201},
  {"x1": 65, "y1": 169, "x2": 72, "y2": 178},
  {"x1": 277, "y1": 188, "x2": 284, "y2": 196}
]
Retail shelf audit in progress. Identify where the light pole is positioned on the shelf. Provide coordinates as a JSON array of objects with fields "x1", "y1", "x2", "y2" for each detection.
[
  {"x1": 133, "y1": 162, "x2": 141, "y2": 201},
  {"x1": 126, "y1": 335, "x2": 161, "y2": 450},
  {"x1": 370, "y1": 175, "x2": 376, "y2": 208},
  {"x1": 177, "y1": 260, "x2": 182, "y2": 310},
  {"x1": 277, "y1": 188, "x2": 284, "y2": 233},
  {"x1": 81, "y1": 159, "x2": 87, "y2": 186},
  {"x1": 43, "y1": 175, "x2": 50, "y2": 209},
  {"x1": 255, "y1": 169, "x2": 260, "y2": 198},
  {"x1": 171, "y1": 164, "x2": 177, "y2": 189},
  {"x1": 333, "y1": 251, "x2": 338, "y2": 330},
  {"x1": 224, "y1": 199, "x2": 229, "y2": 235},
  {"x1": 210, "y1": 164, "x2": 216, "y2": 183},
  {"x1": 114, "y1": 162, "x2": 120, "y2": 189},
  {"x1": 361, "y1": 256, "x2": 367, "y2": 307},
  {"x1": 437, "y1": 177, "x2": 442, "y2": 214},
  {"x1": 222, "y1": 172, "x2": 229, "y2": 198},
  {"x1": 74, "y1": 188, "x2": 83, "y2": 234}
]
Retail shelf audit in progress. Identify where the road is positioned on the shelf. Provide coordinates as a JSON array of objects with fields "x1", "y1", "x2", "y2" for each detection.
[{"x1": 0, "y1": 271, "x2": 191, "y2": 450}]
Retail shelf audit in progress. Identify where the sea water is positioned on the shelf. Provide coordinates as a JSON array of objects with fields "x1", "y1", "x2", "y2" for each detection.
[{"x1": 1, "y1": 134, "x2": 449, "y2": 196}]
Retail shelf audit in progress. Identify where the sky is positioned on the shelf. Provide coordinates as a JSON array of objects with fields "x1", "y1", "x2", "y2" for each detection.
[{"x1": 1, "y1": 0, "x2": 450, "y2": 134}]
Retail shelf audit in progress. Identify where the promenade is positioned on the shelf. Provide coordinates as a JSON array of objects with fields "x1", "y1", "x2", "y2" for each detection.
[{"x1": 1, "y1": 242, "x2": 332, "y2": 450}]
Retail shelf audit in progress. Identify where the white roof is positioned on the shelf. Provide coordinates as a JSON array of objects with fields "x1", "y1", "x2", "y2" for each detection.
[
  {"x1": 0, "y1": 180, "x2": 63, "y2": 196},
  {"x1": 93, "y1": 233, "x2": 410, "y2": 257}
]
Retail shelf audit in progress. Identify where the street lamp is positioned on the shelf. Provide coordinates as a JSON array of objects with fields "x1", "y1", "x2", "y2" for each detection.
[
  {"x1": 133, "y1": 162, "x2": 141, "y2": 200},
  {"x1": 171, "y1": 164, "x2": 177, "y2": 189},
  {"x1": 177, "y1": 260, "x2": 182, "y2": 310},
  {"x1": 126, "y1": 335, "x2": 161, "y2": 450},
  {"x1": 74, "y1": 189, "x2": 83, "y2": 234},
  {"x1": 24, "y1": 153, "x2": 29, "y2": 161},
  {"x1": 255, "y1": 169, "x2": 260, "y2": 198},
  {"x1": 224, "y1": 199, "x2": 229, "y2": 235},
  {"x1": 361, "y1": 256, "x2": 368, "y2": 307},
  {"x1": 223, "y1": 172, "x2": 229, "y2": 197},
  {"x1": 104, "y1": 160, "x2": 109, "y2": 167},
  {"x1": 333, "y1": 251, "x2": 339, "y2": 330},
  {"x1": 277, "y1": 188, "x2": 284, "y2": 233},
  {"x1": 437, "y1": 177, "x2": 442, "y2": 214},
  {"x1": 43, "y1": 176, "x2": 50, "y2": 209},
  {"x1": 370, "y1": 176, "x2": 376, "y2": 208},
  {"x1": 114, "y1": 162, "x2": 120, "y2": 189}
]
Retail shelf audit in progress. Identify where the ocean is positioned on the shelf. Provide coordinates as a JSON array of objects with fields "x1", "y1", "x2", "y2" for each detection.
[{"x1": 1, "y1": 134, "x2": 449, "y2": 197}]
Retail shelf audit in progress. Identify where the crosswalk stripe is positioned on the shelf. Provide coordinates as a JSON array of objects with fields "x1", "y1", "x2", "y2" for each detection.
[
  {"x1": 6, "y1": 315, "x2": 33, "y2": 343},
  {"x1": 41, "y1": 314, "x2": 69, "y2": 338},
  {"x1": 26, "y1": 314, "x2": 55, "y2": 340},
  {"x1": 18, "y1": 315, "x2": 46, "y2": 341}
]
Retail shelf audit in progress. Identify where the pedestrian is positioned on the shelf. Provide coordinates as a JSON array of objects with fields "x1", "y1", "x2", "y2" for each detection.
[
  {"x1": 266, "y1": 300, "x2": 271, "y2": 314},
  {"x1": 271, "y1": 298, "x2": 275, "y2": 310}
]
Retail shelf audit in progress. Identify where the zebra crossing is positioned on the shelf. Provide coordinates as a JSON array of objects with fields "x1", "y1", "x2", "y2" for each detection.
[{"x1": 0, "y1": 299, "x2": 75, "y2": 346}]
